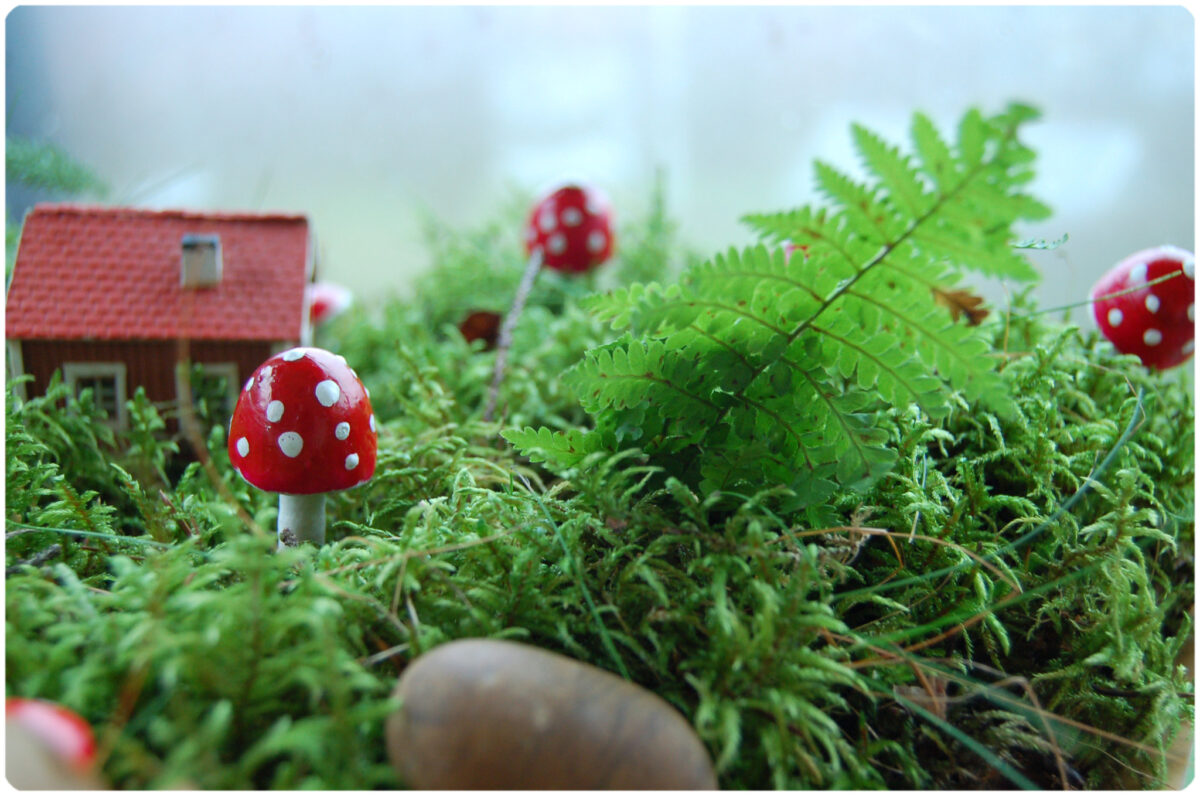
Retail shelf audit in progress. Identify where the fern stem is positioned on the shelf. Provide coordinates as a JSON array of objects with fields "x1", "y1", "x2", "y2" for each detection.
[
  {"x1": 827, "y1": 293, "x2": 980, "y2": 373},
  {"x1": 686, "y1": 322, "x2": 756, "y2": 370},
  {"x1": 874, "y1": 260, "x2": 940, "y2": 291},
  {"x1": 698, "y1": 267, "x2": 825, "y2": 303},
  {"x1": 807, "y1": 324, "x2": 934, "y2": 403},
  {"x1": 739, "y1": 391, "x2": 818, "y2": 470},
  {"x1": 681, "y1": 298, "x2": 791, "y2": 337},
  {"x1": 603, "y1": 370, "x2": 721, "y2": 411},
  {"x1": 785, "y1": 359, "x2": 887, "y2": 478}
]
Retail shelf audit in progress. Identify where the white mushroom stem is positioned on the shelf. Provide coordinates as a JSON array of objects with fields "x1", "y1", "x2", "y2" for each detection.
[
  {"x1": 277, "y1": 493, "x2": 326, "y2": 548},
  {"x1": 484, "y1": 247, "x2": 544, "y2": 423}
]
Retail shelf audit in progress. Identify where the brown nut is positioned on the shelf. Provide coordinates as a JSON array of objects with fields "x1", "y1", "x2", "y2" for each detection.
[{"x1": 386, "y1": 638, "x2": 717, "y2": 789}]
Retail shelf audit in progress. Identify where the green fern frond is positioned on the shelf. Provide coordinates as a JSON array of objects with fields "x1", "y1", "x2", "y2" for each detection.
[{"x1": 510, "y1": 105, "x2": 1050, "y2": 507}]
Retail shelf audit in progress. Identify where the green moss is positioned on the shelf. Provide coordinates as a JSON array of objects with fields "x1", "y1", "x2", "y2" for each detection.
[{"x1": 5, "y1": 108, "x2": 1193, "y2": 789}]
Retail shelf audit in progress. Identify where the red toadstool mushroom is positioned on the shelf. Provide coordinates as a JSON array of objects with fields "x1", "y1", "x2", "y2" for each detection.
[
  {"x1": 1089, "y1": 245, "x2": 1195, "y2": 370},
  {"x1": 523, "y1": 183, "x2": 614, "y2": 274},
  {"x1": 484, "y1": 183, "x2": 616, "y2": 421},
  {"x1": 228, "y1": 346, "x2": 377, "y2": 547}
]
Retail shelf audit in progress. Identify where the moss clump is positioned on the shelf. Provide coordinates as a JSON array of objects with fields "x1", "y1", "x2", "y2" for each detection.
[{"x1": 6, "y1": 127, "x2": 1193, "y2": 789}]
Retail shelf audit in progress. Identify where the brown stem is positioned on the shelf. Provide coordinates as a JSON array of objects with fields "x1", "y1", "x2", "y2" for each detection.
[{"x1": 483, "y1": 248, "x2": 543, "y2": 423}]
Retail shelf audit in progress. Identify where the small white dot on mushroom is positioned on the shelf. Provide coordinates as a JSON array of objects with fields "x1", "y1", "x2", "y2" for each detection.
[
  {"x1": 335, "y1": 421, "x2": 350, "y2": 440},
  {"x1": 267, "y1": 400, "x2": 284, "y2": 422},
  {"x1": 1130, "y1": 262, "x2": 1149, "y2": 283},
  {"x1": 1145, "y1": 294, "x2": 1161, "y2": 313},
  {"x1": 282, "y1": 349, "x2": 305, "y2": 362},
  {"x1": 278, "y1": 431, "x2": 304, "y2": 458},
  {"x1": 1107, "y1": 308, "x2": 1124, "y2": 327},
  {"x1": 236, "y1": 437, "x2": 249, "y2": 457},
  {"x1": 243, "y1": 378, "x2": 253, "y2": 392},
  {"x1": 547, "y1": 233, "x2": 567, "y2": 255},
  {"x1": 369, "y1": 414, "x2": 376, "y2": 432},
  {"x1": 1143, "y1": 328, "x2": 1163, "y2": 346},
  {"x1": 1185, "y1": 259, "x2": 1195, "y2": 280},
  {"x1": 345, "y1": 453, "x2": 359, "y2": 470},
  {"x1": 315, "y1": 380, "x2": 340, "y2": 407},
  {"x1": 562, "y1": 207, "x2": 583, "y2": 227},
  {"x1": 1189, "y1": 304, "x2": 1195, "y2": 323},
  {"x1": 1184, "y1": 340, "x2": 1196, "y2": 355},
  {"x1": 587, "y1": 230, "x2": 607, "y2": 254},
  {"x1": 539, "y1": 209, "x2": 557, "y2": 233}
]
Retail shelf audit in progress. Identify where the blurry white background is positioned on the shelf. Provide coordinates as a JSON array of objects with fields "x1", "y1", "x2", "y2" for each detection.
[{"x1": 6, "y1": 5, "x2": 1194, "y2": 320}]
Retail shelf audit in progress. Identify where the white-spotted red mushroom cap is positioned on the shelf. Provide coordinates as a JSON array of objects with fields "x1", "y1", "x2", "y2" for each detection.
[
  {"x1": 1089, "y1": 245, "x2": 1195, "y2": 371},
  {"x1": 229, "y1": 347, "x2": 377, "y2": 495},
  {"x1": 524, "y1": 183, "x2": 614, "y2": 274},
  {"x1": 6, "y1": 698, "x2": 96, "y2": 769}
]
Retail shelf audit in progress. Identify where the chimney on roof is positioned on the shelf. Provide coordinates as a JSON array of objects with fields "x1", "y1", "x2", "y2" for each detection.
[{"x1": 180, "y1": 234, "x2": 222, "y2": 287}]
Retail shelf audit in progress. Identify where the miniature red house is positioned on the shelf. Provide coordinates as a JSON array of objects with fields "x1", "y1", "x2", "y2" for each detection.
[{"x1": 5, "y1": 204, "x2": 315, "y2": 429}]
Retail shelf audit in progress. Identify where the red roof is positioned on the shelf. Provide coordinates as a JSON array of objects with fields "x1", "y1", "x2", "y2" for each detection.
[{"x1": 6, "y1": 204, "x2": 312, "y2": 341}]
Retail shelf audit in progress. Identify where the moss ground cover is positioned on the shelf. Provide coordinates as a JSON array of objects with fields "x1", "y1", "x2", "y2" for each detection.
[{"x1": 5, "y1": 112, "x2": 1194, "y2": 789}]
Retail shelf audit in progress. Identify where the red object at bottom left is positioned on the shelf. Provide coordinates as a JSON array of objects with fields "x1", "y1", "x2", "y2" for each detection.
[{"x1": 6, "y1": 697, "x2": 106, "y2": 788}]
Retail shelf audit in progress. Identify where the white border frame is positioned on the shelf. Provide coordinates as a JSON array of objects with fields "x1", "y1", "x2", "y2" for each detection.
[{"x1": 63, "y1": 361, "x2": 128, "y2": 429}]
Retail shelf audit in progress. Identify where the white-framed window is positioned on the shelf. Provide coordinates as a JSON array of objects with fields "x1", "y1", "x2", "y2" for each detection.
[
  {"x1": 175, "y1": 361, "x2": 239, "y2": 422},
  {"x1": 62, "y1": 362, "x2": 128, "y2": 428}
]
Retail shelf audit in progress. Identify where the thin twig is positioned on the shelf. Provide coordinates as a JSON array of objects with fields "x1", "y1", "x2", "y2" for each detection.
[
  {"x1": 484, "y1": 248, "x2": 543, "y2": 423},
  {"x1": 1025, "y1": 270, "x2": 1185, "y2": 318},
  {"x1": 5, "y1": 544, "x2": 62, "y2": 575},
  {"x1": 358, "y1": 642, "x2": 411, "y2": 669}
]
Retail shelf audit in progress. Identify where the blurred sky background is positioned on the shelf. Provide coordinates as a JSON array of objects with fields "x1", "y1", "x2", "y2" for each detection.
[{"x1": 5, "y1": 5, "x2": 1195, "y2": 321}]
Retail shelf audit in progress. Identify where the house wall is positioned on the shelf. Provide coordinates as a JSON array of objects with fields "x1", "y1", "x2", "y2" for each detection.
[{"x1": 16, "y1": 338, "x2": 283, "y2": 425}]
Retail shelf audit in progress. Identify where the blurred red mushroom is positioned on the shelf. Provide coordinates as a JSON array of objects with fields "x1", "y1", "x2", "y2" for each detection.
[
  {"x1": 1090, "y1": 245, "x2": 1195, "y2": 370},
  {"x1": 6, "y1": 697, "x2": 104, "y2": 788},
  {"x1": 306, "y1": 281, "x2": 353, "y2": 327},
  {"x1": 524, "y1": 184, "x2": 615, "y2": 274}
]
